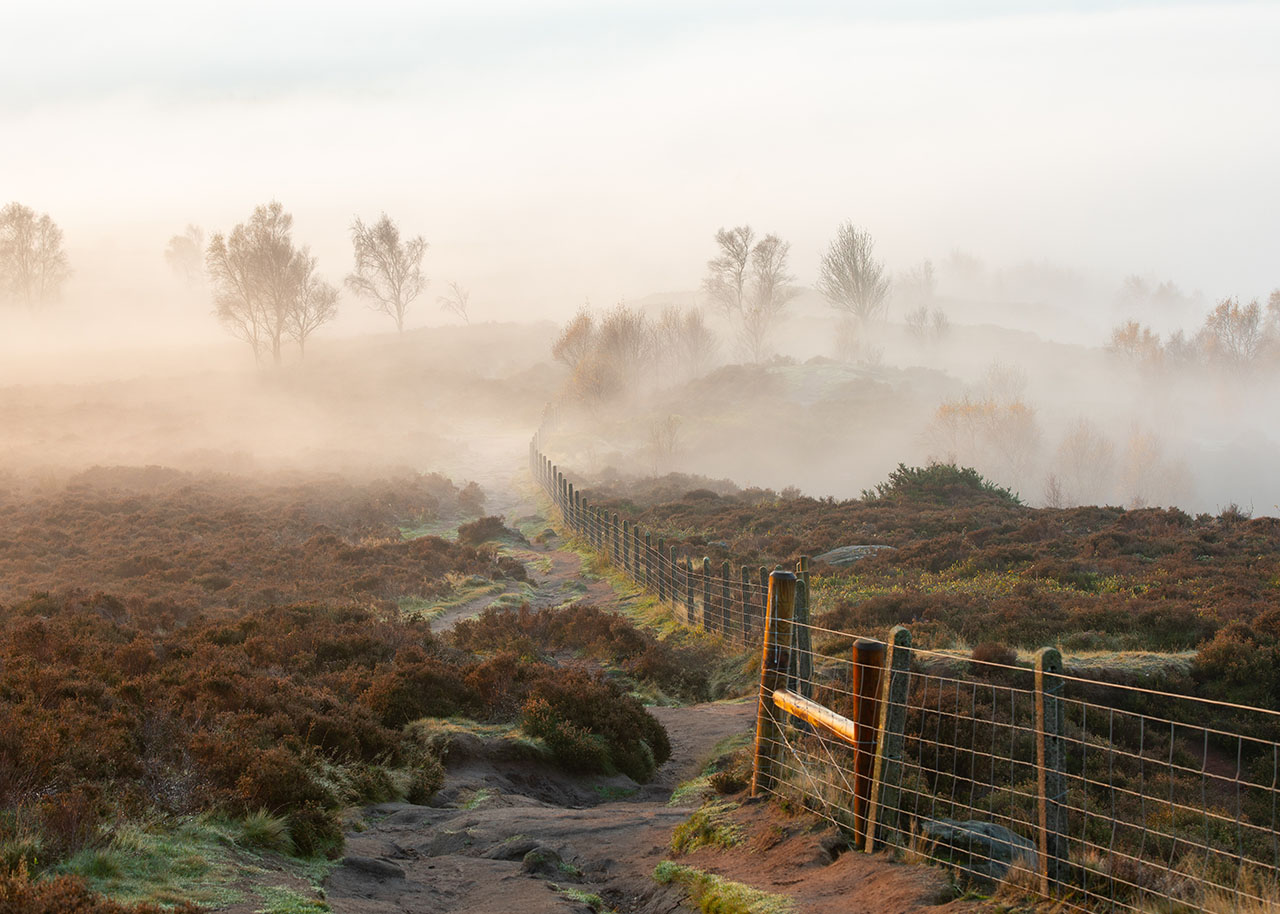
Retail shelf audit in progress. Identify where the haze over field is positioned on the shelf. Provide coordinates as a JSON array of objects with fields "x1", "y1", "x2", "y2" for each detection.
[{"x1": 3, "y1": 0, "x2": 1279, "y2": 513}]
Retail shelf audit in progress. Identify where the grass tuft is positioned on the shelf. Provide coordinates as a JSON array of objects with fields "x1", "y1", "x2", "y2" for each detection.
[{"x1": 653, "y1": 861, "x2": 794, "y2": 914}]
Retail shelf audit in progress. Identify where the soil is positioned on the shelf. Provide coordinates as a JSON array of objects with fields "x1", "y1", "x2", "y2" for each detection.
[{"x1": 321, "y1": 465, "x2": 983, "y2": 914}]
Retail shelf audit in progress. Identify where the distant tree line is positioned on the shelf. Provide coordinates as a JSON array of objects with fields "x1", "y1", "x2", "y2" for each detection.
[{"x1": 1109, "y1": 292, "x2": 1280, "y2": 377}]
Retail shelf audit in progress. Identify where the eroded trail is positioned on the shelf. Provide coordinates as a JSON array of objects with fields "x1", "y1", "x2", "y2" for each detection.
[{"x1": 324, "y1": 464, "x2": 976, "y2": 914}]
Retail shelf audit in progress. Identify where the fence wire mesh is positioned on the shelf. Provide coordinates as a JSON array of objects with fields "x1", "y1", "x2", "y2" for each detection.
[{"x1": 532, "y1": 437, "x2": 1280, "y2": 913}]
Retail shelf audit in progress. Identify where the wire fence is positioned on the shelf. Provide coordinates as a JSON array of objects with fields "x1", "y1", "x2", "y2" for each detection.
[
  {"x1": 531, "y1": 434, "x2": 1280, "y2": 913},
  {"x1": 530, "y1": 439, "x2": 775, "y2": 645}
]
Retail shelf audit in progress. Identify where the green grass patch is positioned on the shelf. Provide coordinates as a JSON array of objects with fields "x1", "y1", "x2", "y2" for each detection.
[
  {"x1": 553, "y1": 885, "x2": 608, "y2": 911},
  {"x1": 653, "y1": 861, "x2": 794, "y2": 914},
  {"x1": 254, "y1": 884, "x2": 331, "y2": 913},
  {"x1": 399, "y1": 519, "x2": 461, "y2": 540},
  {"x1": 55, "y1": 817, "x2": 244, "y2": 909},
  {"x1": 670, "y1": 801, "x2": 743, "y2": 853},
  {"x1": 404, "y1": 716, "x2": 552, "y2": 763},
  {"x1": 401, "y1": 574, "x2": 506, "y2": 622}
]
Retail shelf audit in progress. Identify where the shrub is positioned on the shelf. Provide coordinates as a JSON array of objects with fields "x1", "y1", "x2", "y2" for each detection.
[
  {"x1": 522, "y1": 697, "x2": 612, "y2": 774},
  {"x1": 405, "y1": 754, "x2": 445, "y2": 805},
  {"x1": 522, "y1": 668, "x2": 669, "y2": 782},
  {"x1": 863, "y1": 462, "x2": 1022, "y2": 505},
  {"x1": 457, "y1": 516, "x2": 511, "y2": 546},
  {"x1": 970, "y1": 642, "x2": 1017, "y2": 669},
  {"x1": 286, "y1": 804, "x2": 343, "y2": 859}
]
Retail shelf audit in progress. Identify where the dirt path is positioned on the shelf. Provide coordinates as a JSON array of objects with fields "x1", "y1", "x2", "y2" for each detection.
[{"x1": 325, "y1": 463, "x2": 980, "y2": 914}]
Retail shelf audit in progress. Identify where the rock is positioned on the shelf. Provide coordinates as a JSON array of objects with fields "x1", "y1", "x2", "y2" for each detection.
[
  {"x1": 483, "y1": 836, "x2": 542, "y2": 860},
  {"x1": 812, "y1": 545, "x2": 895, "y2": 567},
  {"x1": 521, "y1": 845, "x2": 566, "y2": 878},
  {"x1": 340, "y1": 855, "x2": 406, "y2": 879},
  {"x1": 918, "y1": 818, "x2": 1037, "y2": 881}
]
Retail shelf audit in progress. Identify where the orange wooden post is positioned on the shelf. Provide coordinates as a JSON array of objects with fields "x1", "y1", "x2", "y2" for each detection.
[
  {"x1": 752, "y1": 570, "x2": 797, "y2": 797},
  {"x1": 851, "y1": 637, "x2": 886, "y2": 846}
]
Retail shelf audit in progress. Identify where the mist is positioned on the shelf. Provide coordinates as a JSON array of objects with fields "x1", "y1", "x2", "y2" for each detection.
[{"x1": 2, "y1": 1, "x2": 1279, "y2": 517}]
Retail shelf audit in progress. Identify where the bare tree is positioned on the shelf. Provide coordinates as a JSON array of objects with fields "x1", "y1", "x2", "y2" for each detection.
[
  {"x1": 704, "y1": 226, "x2": 754, "y2": 317},
  {"x1": 164, "y1": 225, "x2": 205, "y2": 285},
  {"x1": 817, "y1": 221, "x2": 890, "y2": 325},
  {"x1": 289, "y1": 254, "x2": 339, "y2": 356},
  {"x1": 438, "y1": 281, "x2": 470, "y2": 324},
  {"x1": 1197, "y1": 297, "x2": 1268, "y2": 372},
  {"x1": 0, "y1": 202, "x2": 71, "y2": 306},
  {"x1": 704, "y1": 225, "x2": 797, "y2": 363},
  {"x1": 657, "y1": 306, "x2": 718, "y2": 380},
  {"x1": 206, "y1": 201, "x2": 337, "y2": 365},
  {"x1": 595, "y1": 304, "x2": 650, "y2": 389},
  {"x1": 345, "y1": 214, "x2": 427, "y2": 334},
  {"x1": 1053, "y1": 418, "x2": 1115, "y2": 506}
]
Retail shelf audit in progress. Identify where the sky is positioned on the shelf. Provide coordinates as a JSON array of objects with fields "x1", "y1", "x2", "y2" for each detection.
[{"x1": 3, "y1": 0, "x2": 1278, "y2": 326}]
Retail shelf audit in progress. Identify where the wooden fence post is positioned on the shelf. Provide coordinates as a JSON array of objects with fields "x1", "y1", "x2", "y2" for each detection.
[
  {"x1": 622, "y1": 519, "x2": 630, "y2": 572},
  {"x1": 657, "y1": 538, "x2": 667, "y2": 601},
  {"x1": 567, "y1": 482, "x2": 575, "y2": 530},
  {"x1": 751, "y1": 570, "x2": 797, "y2": 797},
  {"x1": 865, "y1": 625, "x2": 912, "y2": 853},
  {"x1": 632, "y1": 524, "x2": 642, "y2": 582},
  {"x1": 610, "y1": 513, "x2": 620, "y2": 565},
  {"x1": 739, "y1": 565, "x2": 750, "y2": 643},
  {"x1": 701, "y1": 557, "x2": 714, "y2": 632},
  {"x1": 645, "y1": 533, "x2": 654, "y2": 591},
  {"x1": 791, "y1": 556, "x2": 813, "y2": 702},
  {"x1": 757, "y1": 566, "x2": 769, "y2": 635},
  {"x1": 670, "y1": 545, "x2": 680, "y2": 616},
  {"x1": 720, "y1": 561, "x2": 732, "y2": 635},
  {"x1": 685, "y1": 555, "x2": 696, "y2": 626},
  {"x1": 851, "y1": 638, "x2": 886, "y2": 846},
  {"x1": 1035, "y1": 647, "x2": 1066, "y2": 894}
]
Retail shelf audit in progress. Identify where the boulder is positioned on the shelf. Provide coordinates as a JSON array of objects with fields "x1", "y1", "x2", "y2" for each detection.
[
  {"x1": 812, "y1": 545, "x2": 895, "y2": 567},
  {"x1": 918, "y1": 818, "x2": 1037, "y2": 881}
]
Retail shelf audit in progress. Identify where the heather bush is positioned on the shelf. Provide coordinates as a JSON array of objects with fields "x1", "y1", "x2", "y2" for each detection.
[
  {"x1": 521, "y1": 667, "x2": 670, "y2": 782},
  {"x1": 456, "y1": 515, "x2": 512, "y2": 546}
]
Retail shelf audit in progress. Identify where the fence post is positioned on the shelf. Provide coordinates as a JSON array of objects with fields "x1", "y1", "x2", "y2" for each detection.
[
  {"x1": 670, "y1": 545, "x2": 680, "y2": 616},
  {"x1": 632, "y1": 524, "x2": 641, "y2": 582},
  {"x1": 739, "y1": 566, "x2": 750, "y2": 643},
  {"x1": 567, "y1": 482, "x2": 575, "y2": 530},
  {"x1": 720, "y1": 561, "x2": 731, "y2": 635},
  {"x1": 851, "y1": 638, "x2": 886, "y2": 846},
  {"x1": 1035, "y1": 647, "x2": 1066, "y2": 894},
  {"x1": 581, "y1": 499, "x2": 589, "y2": 543},
  {"x1": 751, "y1": 570, "x2": 797, "y2": 797},
  {"x1": 866, "y1": 625, "x2": 912, "y2": 853},
  {"x1": 622, "y1": 520, "x2": 630, "y2": 572},
  {"x1": 611, "y1": 513, "x2": 620, "y2": 565},
  {"x1": 657, "y1": 538, "x2": 667, "y2": 601},
  {"x1": 685, "y1": 555, "x2": 696, "y2": 626},
  {"x1": 701, "y1": 557, "x2": 713, "y2": 632},
  {"x1": 757, "y1": 566, "x2": 769, "y2": 636},
  {"x1": 645, "y1": 533, "x2": 653, "y2": 591},
  {"x1": 791, "y1": 555, "x2": 813, "y2": 701},
  {"x1": 572, "y1": 489, "x2": 582, "y2": 534}
]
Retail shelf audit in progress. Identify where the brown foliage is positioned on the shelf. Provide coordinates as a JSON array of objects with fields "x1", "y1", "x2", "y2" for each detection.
[{"x1": 0, "y1": 867, "x2": 199, "y2": 914}]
